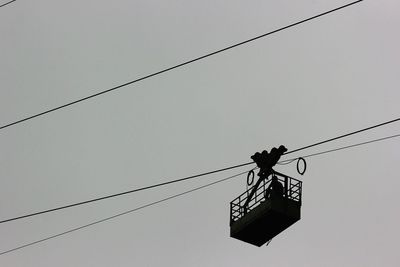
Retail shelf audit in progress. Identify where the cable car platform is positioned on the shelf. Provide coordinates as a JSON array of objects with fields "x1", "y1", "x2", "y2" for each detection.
[{"x1": 230, "y1": 172, "x2": 302, "y2": 246}]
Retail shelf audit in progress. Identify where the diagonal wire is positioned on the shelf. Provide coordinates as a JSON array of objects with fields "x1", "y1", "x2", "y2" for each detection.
[
  {"x1": 1, "y1": 132, "x2": 400, "y2": 255},
  {"x1": 0, "y1": 0, "x2": 364, "y2": 131},
  {"x1": 283, "y1": 117, "x2": 400, "y2": 155},
  {"x1": 3, "y1": 131, "x2": 400, "y2": 256},
  {"x1": 0, "y1": 0, "x2": 16, "y2": 8},
  {"x1": 0, "y1": 169, "x2": 253, "y2": 256},
  {"x1": 0, "y1": 116, "x2": 399, "y2": 225},
  {"x1": 277, "y1": 158, "x2": 298, "y2": 165},
  {"x1": 0, "y1": 162, "x2": 253, "y2": 224},
  {"x1": 280, "y1": 133, "x2": 400, "y2": 163}
]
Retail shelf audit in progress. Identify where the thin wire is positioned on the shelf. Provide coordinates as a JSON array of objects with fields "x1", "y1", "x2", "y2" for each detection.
[
  {"x1": 1, "y1": 118, "x2": 399, "y2": 224},
  {"x1": 1, "y1": 132, "x2": 400, "y2": 255},
  {"x1": 0, "y1": 0, "x2": 16, "y2": 8},
  {"x1": 283, "y1": 118, "x2": 400, "y2": 155},
  {"x1": 0, "y1": 0, "x2": 364, "y2": 131},
  {"x1": 0, "y1": 161, "x2": 253, "y2": 224},
  {"x1": 0, "y1": 169, "x2": 252, "y2": 256},
  {"x1": 280, "y1": 133, "x2": 400, "y2": 164},
  {"x1": 277, "y1": 158, "x2": 297, "y2": 165}
]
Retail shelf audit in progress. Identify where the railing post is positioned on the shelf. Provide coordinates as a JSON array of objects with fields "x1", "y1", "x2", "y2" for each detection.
[
  {"x1": 262, "y1": 179, "x2": 266, "y2": 199},
  {"x1": 299, "y1": 182, "x2": 302, "y2": 204},
  {"x1": 284, "y1": 177, "x2": 288, "y2": 198},
  {"x1": 230, "y1": 202, "x2": 232, "y2": 225}
]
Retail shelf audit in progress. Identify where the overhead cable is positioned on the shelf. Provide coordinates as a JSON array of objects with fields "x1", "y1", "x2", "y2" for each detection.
[
  {"x1": 283, "y1": 117, "x2": 400, "y2": 155},
  {"x1": 0, "y1": 162, "x2": 253, "y2": 224},
  {"x1": 0, "y1": 0, "x2": 16, "y2": 8},
  {"x1": 0, "y1": 117, "x2": 399, "y2": 225},
  {"x1": 280, "y1": 133, "x2": 400, "y2": 163},
  {"x1": 3, "y1": 132, "x2": 400, "y2": 255},
  {"x1": 0, "y1": 0, "x2": 364, "y2": 131},
  {"x1": 0, "y1": 169, "x2": 251, "y2": 256}
]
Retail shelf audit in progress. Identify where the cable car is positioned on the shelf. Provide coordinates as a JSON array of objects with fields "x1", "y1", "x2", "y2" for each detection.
[{"x1": 230, "y1": 146, "x2": 303, "y2": 246}]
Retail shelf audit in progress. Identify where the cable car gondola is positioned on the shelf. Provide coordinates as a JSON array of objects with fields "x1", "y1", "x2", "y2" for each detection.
[{"x1": 229, "y1": 146, "x2": 303, "y2": 246}]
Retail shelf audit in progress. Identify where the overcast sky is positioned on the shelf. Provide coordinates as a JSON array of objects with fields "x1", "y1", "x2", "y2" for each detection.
[{"x1": 1, "y1": 0, "x2": 400, "y2": 266}]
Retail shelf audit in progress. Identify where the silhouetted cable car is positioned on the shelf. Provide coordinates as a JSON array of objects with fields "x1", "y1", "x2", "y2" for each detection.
[{"x1": 230, "y1": 146, "x2": 303, "y2": 246}]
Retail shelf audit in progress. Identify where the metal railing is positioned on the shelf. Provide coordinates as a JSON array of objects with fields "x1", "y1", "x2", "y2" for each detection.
[{"x1": 230, "y1": 172, "x2": 302, "y2": 224}]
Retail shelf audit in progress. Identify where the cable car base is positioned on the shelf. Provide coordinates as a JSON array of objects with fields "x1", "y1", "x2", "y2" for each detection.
[
  {"x1": 230, "y1": 195, "x2": 300, "y2": 246},
  {"x1": 230, "y1": 172, "x2": 302, "y2": 247}
]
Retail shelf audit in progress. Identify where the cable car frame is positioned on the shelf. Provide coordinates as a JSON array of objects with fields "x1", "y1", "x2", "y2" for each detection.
[{"x1": 230, "y1": 170, "x2": 302, "y2": 246}]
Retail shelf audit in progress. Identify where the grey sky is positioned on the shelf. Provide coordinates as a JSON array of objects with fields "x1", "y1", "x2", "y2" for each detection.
[{"x1": 1, "y1": 0, "x2": 400, "y2": 266}]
